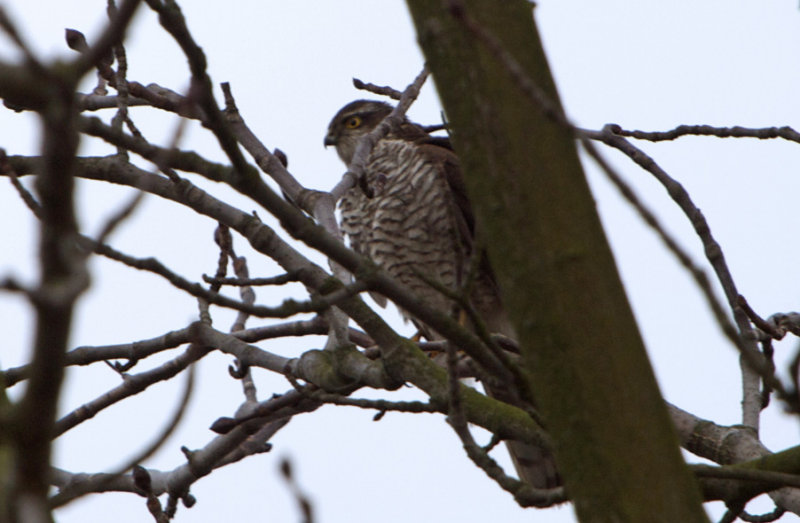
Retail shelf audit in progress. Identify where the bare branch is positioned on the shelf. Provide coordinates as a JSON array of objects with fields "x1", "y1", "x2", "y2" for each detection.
[
  {"x1": 51, "y1": 412, "x2": 290, "y2": 509},
  {"x1": 54, "y1": 344, "x2": 210, "y2": 437},
  {"x1": 444, "y1": 334, "x2": 564, "y2": 507},
  {"x1": 10, "y1": 39, "x2": 86, "y2": 518},
  {"x1": 0, "y1": 6, "x2": 46, "y2": 71},
  {"x1": 668, "y1": 402, "x2": 800, "y2": 512},
  {"x1": 86, "y1": 237, "x2": 364, "y2": 318},
  {"x1": 307, "y1": 391, "x2": 441, "y2": 415},
  {"x1": 611, "y1": 123, "x2": 800, "y2": 145},
  {"x1": 55, "y1": 362, "x2": 198, "y2": 508},
  {"x1": 71, "y1": 0, "x2": 142, "y2": 79},
  {"x1": 1, "y1": 317, "x2": 373, "y2": 389},
  {"x1": 588, "y1": 126, "x2": 781, "y2": 429},
  {"x1": 8, "y1": 153, "x2": 547, "y2": 439},
  {"x1": 218, "y1": 82, "x2": 354, "y2": 352},
  {"x1": 352, "y1": 77, "x2": 402, "y2": 99},
  {"x1": 336, "y1": 65, "x2": 430, "y2": 201},
  {"x1": 203, "y1": 272, "x2": 300, "y2": 287},
  {"x1": 92, "y1": 191, "x2": 144, "y2": 247},
  {"x1": 0, "y1": 149, "x2": 41, "y2": 217},
  {"x1": 279, "y1": 458, "x2": 315, "y2": 523}
]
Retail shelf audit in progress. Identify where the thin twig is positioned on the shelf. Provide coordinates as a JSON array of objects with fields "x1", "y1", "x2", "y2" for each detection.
[
  {"x1": 203, "y1": 272, "x2": 300, "y2": 287},
  {"x1": 225, "y1": 235, "x2": 258, "y2": 402},
  {"x1": 85, "y1": 237, "x2": 367, "y2": 318},
  {"x1": 2, "y1": 318, "x2": 332, "y2": 388},
  {"x1": 450, "y1": 0, "x2": 775, "y2": 431},
  {"x1": 1, "y1": 149, "x2": 42, "y2": 217},
  {"x1": 218, "y1": 81, "x2": 353, "y2": 353},
  {"x1": 611, "y1": 123, "x2": 800, "y2": 145},
  {"x1": 587, "y1": 126, "x2": 783, "y2": 428},
  {"x1": 279, "y1": 458, "x2": 315, "y2": 523},
  {"x1": 412, "y1": 268, "x2": 521, "y2": 398},
  {"x1": 692, "y1": 464, "x2": 800, "y2": 490},
  {"x1": 444, "y1": 334, "x2": 562, "y2": 507},
  {"x1": 54, "y1": 344, "x2": 210, "y2": 437},
  {"x1": 737, "y1": 295, "x2": 785, "y2": 341},
  {"x1": 72, "y1": 0, "x2": 142, "y2": 79},
  {"x1": 93, "y1": 190, "x2": 144, "y2": 248},
  {"x1": 309, "y1": 391, "x2": 441, "y2": 415},
  {"x1": 334, "y1": 65, "x2": 430, "y2": 201},
  {"x1": 63, "y1": 362, "x2": 197, "y2": 504},
  {"x1": 352, "y1": 77, "x2": 402, "y2": 99},
  {"x1": 0, "y1": 6, "x2": 47, "y2": 72}
]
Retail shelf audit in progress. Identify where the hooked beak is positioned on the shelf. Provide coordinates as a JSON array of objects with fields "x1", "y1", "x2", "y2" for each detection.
[{"x1": 323, "y1": 134, "x2": 337, "y2": 147}]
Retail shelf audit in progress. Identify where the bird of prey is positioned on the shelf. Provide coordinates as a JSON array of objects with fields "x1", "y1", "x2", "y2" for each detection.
[{"x1": 324, "y1": 99, "x2": 560, "y2": 489}]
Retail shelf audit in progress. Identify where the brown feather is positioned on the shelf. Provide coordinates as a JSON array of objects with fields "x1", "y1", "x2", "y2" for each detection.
[{"x1": 326, "y1": 100, "x2": 560, "y2": 489}]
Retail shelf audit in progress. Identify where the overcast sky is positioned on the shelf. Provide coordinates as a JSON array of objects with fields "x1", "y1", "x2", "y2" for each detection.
[{"x1": 1, "y1": 1, "x2": 800, "y2": 522}]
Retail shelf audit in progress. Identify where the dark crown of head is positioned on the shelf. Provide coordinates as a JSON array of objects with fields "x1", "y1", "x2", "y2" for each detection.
[{"x1": 334, "y1": 100, "x2": 392, "y2": 124}]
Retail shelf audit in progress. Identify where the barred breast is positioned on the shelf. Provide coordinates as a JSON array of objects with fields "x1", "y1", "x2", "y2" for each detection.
[
  {"x1": 339, "y1": 139, "x2": 463, "y2": 324},
  {"x1": 339, "y1": 137, "x2": 561, "y2": 489}
]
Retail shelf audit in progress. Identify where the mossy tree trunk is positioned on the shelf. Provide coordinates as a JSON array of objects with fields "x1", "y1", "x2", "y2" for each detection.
[{"x1": 405, "y1": 2, "x2": 709, "y2": 521}]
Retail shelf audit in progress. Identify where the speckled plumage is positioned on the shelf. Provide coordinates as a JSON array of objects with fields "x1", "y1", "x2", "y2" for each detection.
[
  {"x1": 325, "y1": 100, "x2": 560, "y2": 489},
  {"x1": 339, "y1": 138, "x2": 463, "y2": 323},
  {"x1": 324, "y1": 100, "x2": 500, "y2": 334}
]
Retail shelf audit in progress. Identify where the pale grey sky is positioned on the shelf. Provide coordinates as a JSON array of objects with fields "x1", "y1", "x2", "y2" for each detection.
[{"x1": 1, "y1": 1, "x2": 799, "y2": 522}]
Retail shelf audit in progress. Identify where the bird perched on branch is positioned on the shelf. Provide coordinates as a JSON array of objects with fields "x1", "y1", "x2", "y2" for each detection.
[{"x1": 324, "y1": 99, "x2": 560, "y2": 489}]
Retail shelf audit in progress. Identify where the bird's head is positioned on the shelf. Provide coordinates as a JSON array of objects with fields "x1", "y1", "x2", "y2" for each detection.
[{"x1": 324, "y1": 100, "x2": 392, "y2": 165}]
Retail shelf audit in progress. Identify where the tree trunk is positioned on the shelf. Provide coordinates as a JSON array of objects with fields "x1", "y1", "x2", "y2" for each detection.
[{"x1": 405, "y1": 2, "x2": 709, "y2": 521}]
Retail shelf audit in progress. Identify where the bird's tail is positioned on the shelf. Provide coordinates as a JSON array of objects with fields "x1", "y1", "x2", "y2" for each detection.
[
  {"x1": 482, "y1": 380, "x2": 561, "y2": 489},
  {"x1": 478, "y1": 305, "x2": 562, "y2": 489}
]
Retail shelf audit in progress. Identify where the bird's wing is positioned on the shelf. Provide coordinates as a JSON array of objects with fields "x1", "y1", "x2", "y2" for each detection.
[{"x1": 418, "y1": 135, "x2": 562, "y2": 490}]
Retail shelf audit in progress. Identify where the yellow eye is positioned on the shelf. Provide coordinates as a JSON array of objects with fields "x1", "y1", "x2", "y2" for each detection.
[{"x1": 345, "y1": 116, "x2": 362, "y2": 129}]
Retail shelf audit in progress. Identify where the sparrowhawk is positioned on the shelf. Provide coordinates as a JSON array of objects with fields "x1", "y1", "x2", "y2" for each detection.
[{"x1": 324, "y1": 99, "x2": 560, "y2": 490}]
